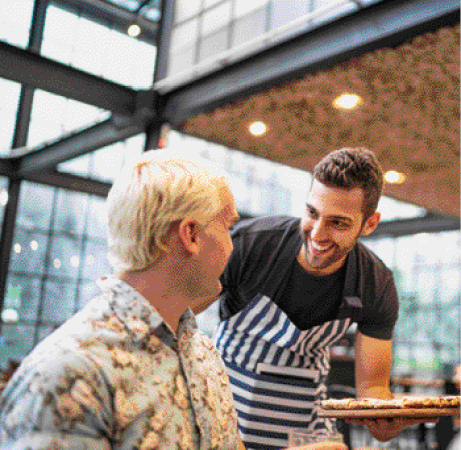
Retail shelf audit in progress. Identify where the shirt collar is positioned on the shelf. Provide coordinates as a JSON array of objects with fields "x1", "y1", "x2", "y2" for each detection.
[{"x1": 96, "y1": 276, "x2": 198, "y2": 347}]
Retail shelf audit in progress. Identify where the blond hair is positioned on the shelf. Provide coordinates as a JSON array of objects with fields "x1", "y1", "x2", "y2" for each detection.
[{"x1": 106, "y1": 150, "x2": 228, "y2": 275}]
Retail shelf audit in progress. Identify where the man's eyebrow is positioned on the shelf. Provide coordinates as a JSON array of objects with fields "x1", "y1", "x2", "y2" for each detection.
[
  {"x1": 329, "y1": 215, "x2": 353, "y2": 223},
  {"x1": 305, "y1": 203, "x2": 353, "y2": 223}
]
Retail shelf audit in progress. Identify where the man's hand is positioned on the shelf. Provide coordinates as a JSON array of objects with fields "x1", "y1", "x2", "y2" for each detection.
[{"x1": 345, "y1": 417, "x2": 438, "y2": 442}]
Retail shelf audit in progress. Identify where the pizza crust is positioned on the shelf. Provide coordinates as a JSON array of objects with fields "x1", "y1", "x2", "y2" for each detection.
[{"x1": 319, "y1": 395, "x2": 460, "y2": 410}]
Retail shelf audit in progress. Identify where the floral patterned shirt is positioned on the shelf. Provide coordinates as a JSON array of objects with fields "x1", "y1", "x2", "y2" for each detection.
[{"x1": 0, "y1": 277, "x2": 240, "y2": 450}]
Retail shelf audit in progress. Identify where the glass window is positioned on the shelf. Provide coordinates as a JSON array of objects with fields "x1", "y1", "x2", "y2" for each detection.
[
  {"x1": 56, "y1": 154, "x2": 91, "y2": 178},
  {"x1": 440, "y1": 268, "x2": 460, "y2": 304},
  {"x1": 0, "y1": 0, "x2": 35, "y2": 48},
  {"x1": 4, "y1": 275, "x2": 41, "y2": 322},
  {"x1": 58, "y1": 134, "x2": 145, "y2": 182},
  {"x1": 89, "y1": 142, "x2": 129, "y2": 183},
  {"x1": 232, "y1": 7, "x2": 267, "y2": 47},
  {"x1": 54, "y1": 189, "x2": 89, "y2": 235},
  {"x1": 234, "y1": 0, "x2": 268, "y2": 18},
  {"x1": 168, "y1": 18, "x2": 199, "y2": 75},
  {"x1": 199, "y1": 29, "x2": 229, "y2": 61},
  {"x1": 10, "y1": 229, "x2": 49, "y2": 275},
  {"x1": 378, "y1": 197, "x2": 426, "y2": 222},
  {"x1": 42, "y1": 5, "x2": 157, "y2": 89},
  {"x1": 40, "y1": 280, "x2": 77, "y2": 322},
  {"x1": 87, "y1": 197, "x2": 108, "y2": 240},
  {"x1": 271, "y1": 0, "x2": 309, "y2": 30},
  {"x1": 16, "y1": 182, "x2": 54, "y2": 230},
  {"x1": 0, "y1": 324, "x2": 35, "y2": 369},
  {"x1": 41, "y1": 4, "x2": 80, "y2": 66},
  {"x1": 47, "y1": 234, "x2": 83, "y2": 278},
  {"x1": 104, "y1": 28, "x2": 157, "y2": 89},
  {"x1": 203, "y1": 0, "x2": 224, "y2": 8},
  {"x1": 81, "y1": 240, "x2": 111, "y2": 281},
  {"x1": 202, "y1": 2, "x2": 231, "y2": 36},
  {"x1": 36, "y1": 325, "x2": 58, "y2": 343},
  {"x1": 28, "y1": 90, "x2": 108, "y2": 149},
  {"x1": 174, "y1": 0, "x2": 201, "y2": 23},
  {"x1": 0, "y1": 79, "x2": 22, "y2": 156}
]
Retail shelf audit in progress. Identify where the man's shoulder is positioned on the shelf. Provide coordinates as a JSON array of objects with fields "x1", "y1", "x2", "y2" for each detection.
[{"x1": 355, "y1": 241, "x2": 394, "y2": 278}]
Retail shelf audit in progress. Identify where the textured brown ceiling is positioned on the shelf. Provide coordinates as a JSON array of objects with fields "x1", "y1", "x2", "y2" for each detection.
[{"x1": 179, "y1": 24, "x2": 460, "y2": 218}]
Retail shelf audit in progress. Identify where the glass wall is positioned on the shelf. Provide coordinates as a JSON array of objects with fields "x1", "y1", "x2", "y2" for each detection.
[
  {"x1": 0, "y1": 182, "x2": 111, "y2": 364},
  {"x1": 165, "y1": 0, "x2": 381, "y2": 83},
  {"x1": 364, "y1": 231, "x2": 461, "y2": 379},
  {"x1": 0, "y1": 0, "x2": 155, "y2": 368},
  {"x1": 0, "y1": 131, "x2": 147, "y2": 368},
  {"x1": 43, "y1": 3, "x2": 157, "y2": 90},
  {"x1": 27, "y1": 90, "x2": 110, "y2": 149},
  {"x1": 58, "y1": 134, "x2": 146, "y2": 183},
  {"x1": 0, "y1": 0, "x2": 35, "y2": 49}
]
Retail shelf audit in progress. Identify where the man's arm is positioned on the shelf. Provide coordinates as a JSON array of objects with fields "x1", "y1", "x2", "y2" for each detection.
[
  {"x1": 355, "y1": 331, "x2": 393, "y2": 400},
  {"x1": 352, "y1": 331, "x2": 433, "y2": 442},
  {"x1": 0, "y1": 355, "x2": 113, "y2": 450}
]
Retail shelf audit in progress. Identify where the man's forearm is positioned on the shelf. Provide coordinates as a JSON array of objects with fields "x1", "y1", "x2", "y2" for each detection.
[{"x1": 356, "y1": 383, "x2": 393, "y2": 400}]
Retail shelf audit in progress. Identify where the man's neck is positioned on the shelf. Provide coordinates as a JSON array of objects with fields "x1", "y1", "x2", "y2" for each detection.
[{"x1": 119, "y1": 268, "x2": 186, "y2": 335}]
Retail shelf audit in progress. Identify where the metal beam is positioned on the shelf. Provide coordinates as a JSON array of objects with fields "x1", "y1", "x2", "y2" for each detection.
[
  {"x1": 0, "y1": 180, "x2": 21, "y2": 335},
  {"x1": 372, "y1": 212, "x2": 460, "y2": 238},
  {"x1": 0, "y1": 159, "x2": 16, "y2": 177},
  {"x1": 161, "y1": 0, "x2": 460, "y2": 123},
  {"x1": 0, "y1": 41, "x2": 137, "y2": 114},
  {"x1": 52, "y1": 0, "x2": 158, "y2": 44},
  {"x1": 26, "y1": 170, "x2": 111, "y2": 197},
  {"x1": 14, "y1": 116, "x2": 146, "y2": 176}
]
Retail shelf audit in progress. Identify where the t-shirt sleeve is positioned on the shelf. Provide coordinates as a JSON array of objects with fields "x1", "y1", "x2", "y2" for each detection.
[
  {"x1": 219, "y1": 227, "x2": 249, "y2": 319},
  {"x1": 358, "y1": 271, "x2": 399, "y2": 340}
]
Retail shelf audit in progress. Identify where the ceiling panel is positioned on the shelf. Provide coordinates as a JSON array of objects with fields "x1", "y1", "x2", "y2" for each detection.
[{"x1": 179, "y1": 24, "x2": 460, "y2": 217}]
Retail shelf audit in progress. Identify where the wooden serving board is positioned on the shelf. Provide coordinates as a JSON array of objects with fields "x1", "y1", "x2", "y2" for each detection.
[{"x1": 319, "y1": 407, "x2": 460, "y2": 420}]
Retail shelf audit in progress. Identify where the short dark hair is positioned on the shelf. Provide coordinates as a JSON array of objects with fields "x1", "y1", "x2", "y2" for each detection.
[{"x1": 313, "y1": 147, "x2": 384, "y2": 220}]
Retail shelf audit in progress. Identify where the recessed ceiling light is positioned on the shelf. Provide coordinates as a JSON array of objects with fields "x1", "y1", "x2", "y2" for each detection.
[
  {"x1": 332, "y1": 93, "x2": 362, "y2": 110},
  {"x1": 127, "y1": 23, "x2": 141, "y2": 38},
  {"x1": 1, "y1": 308, "x2": 19, "y2": 324},
  {"x1": 249, "y1": 121, "x2": 268, "y2": 136},
  {"x1": 385, "y1": 170, "x2": 406, "y2": 184}
]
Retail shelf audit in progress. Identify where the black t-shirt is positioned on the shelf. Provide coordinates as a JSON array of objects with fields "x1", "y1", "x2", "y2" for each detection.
[
  {"x1": 280, "y1": 260, "x2": 347, "y2": 330},
  {"x1": 219, "y1": 215, "x2": 399, "y2": 340}
]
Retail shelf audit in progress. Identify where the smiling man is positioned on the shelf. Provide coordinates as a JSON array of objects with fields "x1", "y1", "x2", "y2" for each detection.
[{"x1": 213, "y1": 148, "x2": 417, "y2": 450}]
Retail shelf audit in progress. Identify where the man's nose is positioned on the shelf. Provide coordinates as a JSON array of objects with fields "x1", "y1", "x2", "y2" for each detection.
[{"x1": 311, "y1": 220, "x2": 328, "y2": 241}]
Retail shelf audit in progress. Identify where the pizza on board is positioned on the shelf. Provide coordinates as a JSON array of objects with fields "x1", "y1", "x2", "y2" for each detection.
[{"x1": 319, "y1": 395, "x2": 461, "y2": 410}]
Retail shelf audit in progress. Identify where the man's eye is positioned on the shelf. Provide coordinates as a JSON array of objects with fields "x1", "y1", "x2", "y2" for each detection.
[{"x1": 332, "y1": 220, "x2": 349, "y2": 229}]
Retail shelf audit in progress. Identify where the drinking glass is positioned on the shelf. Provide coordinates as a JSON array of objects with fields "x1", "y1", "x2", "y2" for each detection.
[{"x1": 289, "y1": 429, "x2": 345, "y2": 446}]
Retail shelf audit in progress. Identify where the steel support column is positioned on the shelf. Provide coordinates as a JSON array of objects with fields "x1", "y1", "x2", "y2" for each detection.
[{"x1": 0, "y1": 0, "x2": 51, "y2": 331}]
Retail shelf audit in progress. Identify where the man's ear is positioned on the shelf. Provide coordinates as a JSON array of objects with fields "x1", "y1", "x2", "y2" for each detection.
[
  {"x1": 177, "y1": 218, "x2": 201, "y2": 255},
  {"x1": 361, "y1": 211, "x2": 381, "y2": 236}
]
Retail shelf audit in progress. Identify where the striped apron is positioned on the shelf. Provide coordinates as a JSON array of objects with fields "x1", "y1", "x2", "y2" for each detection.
[{"x1": 214, "y1": 293, "x2": 362, "y2": 450}]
